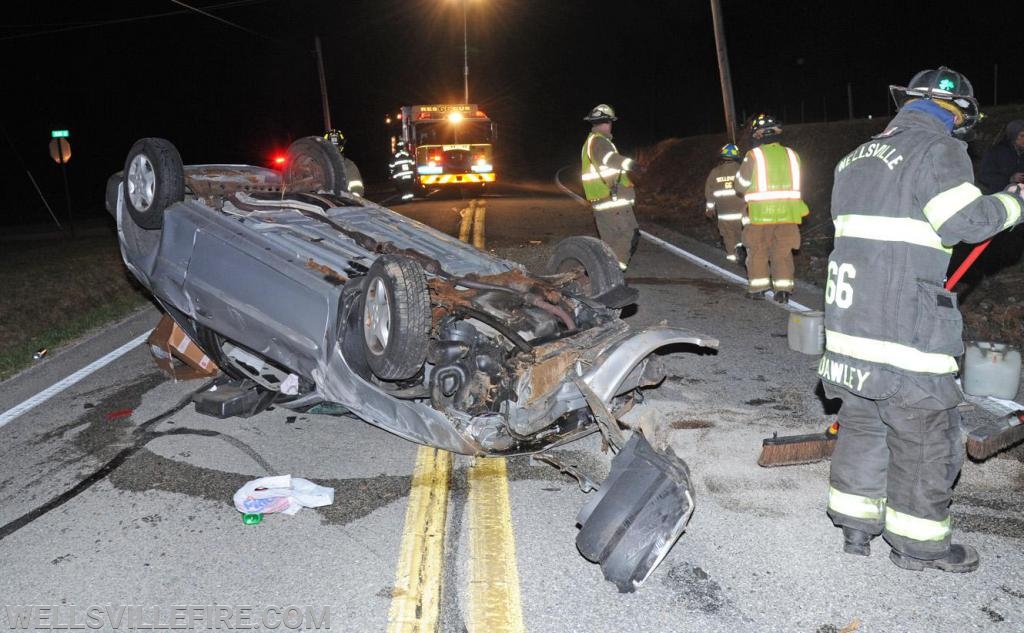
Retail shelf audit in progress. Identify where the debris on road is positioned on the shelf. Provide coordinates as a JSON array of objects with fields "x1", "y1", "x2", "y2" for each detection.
[
  {"x1": 32, "y1": 348, "x2": 48, "y2": 360},
  {"x1": 147, "y1": 314, "x2": 219, "y2": 380},
  {"x1": 104, "y1": 408, "x2": 134, "y2": 421},
  {"x1": 233, "y1": 475, "x2": 335, "y2": 517}
]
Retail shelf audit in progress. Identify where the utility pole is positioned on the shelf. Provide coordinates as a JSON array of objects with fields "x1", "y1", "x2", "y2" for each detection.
[
  {"x1": 709, "y1": 0, "x2": 737, "y2": 143},
  {"x1": 315, "y1": 36, "x2": 332, "y2": 132},
  {"x1": 847, "y1": 82, "x2": 854, "y2": 120},
  {"x1": 462, "y1": 0, "x2": 470, "y2": 103}
]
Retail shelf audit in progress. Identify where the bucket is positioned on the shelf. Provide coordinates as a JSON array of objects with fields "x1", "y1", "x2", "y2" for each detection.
[
  {"x1": 962, "y1": 341, "x2": 1021, "y2": 400},
  {"x1": 788, "y1": 310, "x2": 824, "y2": 355}
]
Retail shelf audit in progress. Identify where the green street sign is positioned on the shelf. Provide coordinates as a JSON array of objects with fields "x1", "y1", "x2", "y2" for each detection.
[{"x1": 51, "y1": 130, "x2": 69, "y2": 138}]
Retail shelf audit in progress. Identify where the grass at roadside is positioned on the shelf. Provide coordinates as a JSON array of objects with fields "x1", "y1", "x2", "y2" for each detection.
[{"x1": 0, "y1": 232, "x2": 151, "y2": 381}]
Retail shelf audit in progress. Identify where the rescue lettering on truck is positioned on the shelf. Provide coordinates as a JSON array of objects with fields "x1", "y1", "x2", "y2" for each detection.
[{"x1": 391, "y1": 104, "x2": 496, "y2": 186}]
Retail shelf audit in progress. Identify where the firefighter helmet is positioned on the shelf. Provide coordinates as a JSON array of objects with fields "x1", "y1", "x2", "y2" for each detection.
[
  {"x1": 719, "y1": 143, "x2": 740, "y2": 160},
  {"x1": 584, "y1": 104, "x2": 618, "y2": 123},
  {"x1": 889, "y1": 66, "x2": 980, "y2": 135},
  {"x1": 750, "y1": 113, "x2": 781, "y2": 139},
  {"x1": 324, "y1": 129, "x2": 346, "y2": 150},
  {"x1": 395, "y1": 139, "x2": 407, "y2": 150}
]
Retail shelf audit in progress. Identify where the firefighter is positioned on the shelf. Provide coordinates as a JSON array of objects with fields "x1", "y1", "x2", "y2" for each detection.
[
  {"x1": 389, "y1": 139, "x2": 416, "y2": 202},
  {"x1": 819, "y1": 66, "x2": 1024, "y2": 573},
  {"x1": 324, "y1": 129, "x2": 365, "y2": 197},
  {"x1": 581, "y1": 104, "x2": 640, "y2": 270},
  {"x1": 733, "y1": 114, "x2": 808, "y2": 303},
  {"x1": 704, "y1": 143, "x2": 746, "y2": 265}
]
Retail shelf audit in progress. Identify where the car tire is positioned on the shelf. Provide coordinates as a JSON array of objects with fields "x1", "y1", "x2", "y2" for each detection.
[
  {"x1": 194, "y1": 325, "x2": 245, "y2": 381},
  {"x1": 104, "y1": 171, "x2": 123, "y2": 218},
  {"x1": 285, "y1": 136, "x2": 348, "y2": 195},
  {"x1": 123, "y1": 138, "x2": 185, "y2": 230},
  {"x1": 546, "y1": 236, "x2": 625, "y2": 299},
  {"x1": 360, "y1": 255, "x2": 430, "y2": 381}
]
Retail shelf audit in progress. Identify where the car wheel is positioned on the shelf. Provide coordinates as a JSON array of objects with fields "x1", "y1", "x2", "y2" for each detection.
[
  {"x1": 123, "y1": 138, "x2": 185, "y2": 230},
  {"x1": 194, "y1": 326, "x2": 245, "y2": 381},
  {"x1": 360, "y1": 255, "x2": 430, "y2": 381},
  {"x1": 546, "y1": 236, "x2": 625, "y2": 298},
  {"x1": 104, "y1": 171, "x2": 123, "y2": 218},
  {"x1": 284, "y1": 136, "x2": 347, "y2": 195}
]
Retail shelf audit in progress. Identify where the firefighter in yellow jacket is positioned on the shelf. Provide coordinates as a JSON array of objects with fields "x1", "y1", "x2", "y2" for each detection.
[
  {"x1": 704, "y1": 143, "x2": 746, "y2": 264},
  {"x1": 581, "y1": 104, "x2": 640, "y2": 269},
  {"x1": 733, "y1": 114, "x2": 809, "y2": 304}
]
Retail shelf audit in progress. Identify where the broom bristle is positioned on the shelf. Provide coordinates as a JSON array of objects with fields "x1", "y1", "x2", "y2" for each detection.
[
  {"x1": 757, "y1": 434, "x2": 837, "y2": 467},
  {"x1": 966, "y1": 423, "x2": 1024, "y2": 460}
]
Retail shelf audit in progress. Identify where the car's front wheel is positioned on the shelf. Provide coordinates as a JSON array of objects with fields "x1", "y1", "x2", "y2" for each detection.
[
  {"x1": 360, "y1": 255, "x2": 430, "y2": 381},
  {"x1": 123, "y1": 138, "x2": 184, "y2": 230}
]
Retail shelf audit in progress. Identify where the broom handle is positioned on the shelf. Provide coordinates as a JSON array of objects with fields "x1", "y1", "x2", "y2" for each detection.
[{"x1": 945, "y1": 239, "x2": 992, "y2": 291}]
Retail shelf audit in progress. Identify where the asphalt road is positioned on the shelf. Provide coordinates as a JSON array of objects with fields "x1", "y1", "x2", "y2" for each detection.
[{"x1": 1, "y1": 181, "x2": 1022, "y2": 632}]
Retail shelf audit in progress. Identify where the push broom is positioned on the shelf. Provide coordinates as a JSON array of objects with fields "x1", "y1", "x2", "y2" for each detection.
[{"x1": 758, "y1": 239, "x2": 995, "y2": 467}]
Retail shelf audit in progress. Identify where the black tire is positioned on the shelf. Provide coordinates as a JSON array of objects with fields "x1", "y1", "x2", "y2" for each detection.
[
  {"x1": 284, "y1": 136, "x2": 348, "y2": 195},
  {"x1": 104, "y1": 171, "x2": 123, "y2": 218},
  {"x1": 546, "y1": 236, "x2": 625, "y2": 298},
  {"x1": 360, "y1": 255, "x2": 431, "y2": 381},
  {"x1": 194, "y1": 325, "x2": 245, "y2": 380},
  {"x1": 123, "y1": 138, "x2": 184, "y2": 230}
]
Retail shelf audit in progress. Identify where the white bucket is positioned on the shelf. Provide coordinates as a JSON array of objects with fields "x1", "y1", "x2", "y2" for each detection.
[
  {"x1": 962, "y1": 341, "x2": 1022, "y2": 400},
  {"x1": 788, "y1": 310, "x2": 824, "y2": 355}
]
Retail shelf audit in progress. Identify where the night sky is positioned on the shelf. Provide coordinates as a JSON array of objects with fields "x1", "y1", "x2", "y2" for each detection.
[{"x1": 1, "y1": 0, "x2": 1019, "y2": 226}]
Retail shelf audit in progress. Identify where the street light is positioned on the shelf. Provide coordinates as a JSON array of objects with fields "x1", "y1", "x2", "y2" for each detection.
[{"x1": 448, "y1": 0, "x2": 477, "y2": 103}]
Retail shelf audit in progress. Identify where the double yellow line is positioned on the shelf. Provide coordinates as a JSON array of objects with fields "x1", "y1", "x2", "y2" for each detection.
[
  {"x1": 458, "y1": 199, "x2": 487, "y2": 250},
  {"x1": 387, "y1": 200, "x2": 524, "y2": 633}
]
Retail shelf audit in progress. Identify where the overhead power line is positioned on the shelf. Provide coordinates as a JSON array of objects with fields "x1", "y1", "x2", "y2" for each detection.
[{"x1": 0, "y1": 0, "x2": 273, "y2": 43}]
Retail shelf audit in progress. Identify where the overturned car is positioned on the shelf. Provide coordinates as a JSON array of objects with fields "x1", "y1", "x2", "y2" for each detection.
[{"x1": 106, "y1": 136, "x2": 718, "y2": 591}]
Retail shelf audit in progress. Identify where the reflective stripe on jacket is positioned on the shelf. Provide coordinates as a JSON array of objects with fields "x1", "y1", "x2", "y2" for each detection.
[
  {"x1": 704, "y1": 160, "x2": 745, "y2": 218},
  {"x1": 819, "y1": 108, "x2": 1023, "y2": 399},
  {"x1": 734, "y1": 143, "x2": 809, "y2": 224},
  {"x1": 581, "y1": 131, "x2": 634, "y2": 201}
]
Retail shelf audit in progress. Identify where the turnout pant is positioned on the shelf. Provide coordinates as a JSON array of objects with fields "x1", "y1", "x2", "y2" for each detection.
[
  {"x1": 591, "y1": 199, "x2": 640, "y2": 269},
  {"x1": 717, "y1": 218, "x2": 744, "y2": 261},
  {"x1": 825, "y1": 380, "x2": 964, "y2": 560},
  {"x1": 741, "y1": 223, "x2": 800, "y2": 292}
]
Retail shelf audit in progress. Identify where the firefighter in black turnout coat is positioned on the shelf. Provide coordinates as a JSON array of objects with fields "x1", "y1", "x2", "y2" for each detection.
[{"x1": 819, "y1": 67, "x2": 1024, "y2": 572}]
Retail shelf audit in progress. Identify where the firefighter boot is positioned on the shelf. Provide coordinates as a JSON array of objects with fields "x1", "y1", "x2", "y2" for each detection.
[
  {"x1": 889, "y1": 544, "x2": 980, "y2": 573},
  {"x1": 734, "y1": 244, "x2": 747, "y2": 268},
  {"x1": 842, "y1": 527, "x2": 872, "y2": 557},
  {"x1": 774, "y1": 291, "x2": 791, "y2": 305}
]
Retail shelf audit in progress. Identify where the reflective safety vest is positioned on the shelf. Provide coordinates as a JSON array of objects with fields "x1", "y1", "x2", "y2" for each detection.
[
  {"x1": 581, "y1": 131, "x2": 634, "y2": 202},
  {"x1": 735, "y1": 143, "x2": 808, "y2": 224},
  {"x1": 819, "y1": 108, "x2": 1023, "y2": 400}
]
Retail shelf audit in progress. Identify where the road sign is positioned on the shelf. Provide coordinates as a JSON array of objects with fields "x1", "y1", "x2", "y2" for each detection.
[
  {"x1": 51, "y1": 129, "x2": 70, "y2": 138},
  {"x1": 49, "y1": 138, "x2": 71, "y2": 164}
]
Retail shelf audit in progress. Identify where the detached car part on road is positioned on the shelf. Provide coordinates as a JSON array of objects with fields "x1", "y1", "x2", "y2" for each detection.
[{"x1": 106, "y1": 136, "x2": 718, "y2": 591}]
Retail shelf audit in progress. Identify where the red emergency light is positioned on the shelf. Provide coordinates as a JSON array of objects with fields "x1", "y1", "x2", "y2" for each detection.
[{"x1": 273, "y1": 155, "x2": 287, "y2": 167}]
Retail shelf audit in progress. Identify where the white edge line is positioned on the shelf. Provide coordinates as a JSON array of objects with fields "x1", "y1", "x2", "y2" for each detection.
[
  {"x1": 639, "y1": 230, "x2": 813, "y2": 312},
  {"x1": 0, "y1": 332, "x2": 150, "y2": 430}
]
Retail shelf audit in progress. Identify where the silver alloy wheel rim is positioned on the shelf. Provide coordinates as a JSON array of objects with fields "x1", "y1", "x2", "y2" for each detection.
[
  {"x1": 363, "y1": 277, "x2": 392, "y2": 355},
  {"x1": 127, "y1": 153, "x2": 156, "y2": 211}
]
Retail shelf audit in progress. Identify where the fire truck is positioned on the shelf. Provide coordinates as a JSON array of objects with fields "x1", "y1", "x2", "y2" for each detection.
[{"x1": 390, "y1": 104, "x2": 496, "y2": 190}]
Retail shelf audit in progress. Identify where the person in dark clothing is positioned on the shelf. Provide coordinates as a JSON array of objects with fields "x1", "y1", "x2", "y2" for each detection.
[
  {"x1": 977, "y1": 119, "x2": 1024, "y2": 194},
  {"x1": 820, "y1": 66, "x2": 1024, "y2": 574}
]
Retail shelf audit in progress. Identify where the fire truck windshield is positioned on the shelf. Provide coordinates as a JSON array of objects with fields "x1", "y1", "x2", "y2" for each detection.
[{"x1": 416, "y1": 120, "x2": 492, "y2": 145}]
